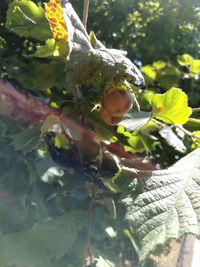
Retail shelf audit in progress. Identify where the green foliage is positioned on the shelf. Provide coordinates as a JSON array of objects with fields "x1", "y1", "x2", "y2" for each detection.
[
  {"x1": 116, "y1": 148, "x2": 200, "y2": 261},
  {"x1": 0, "y1": 210, "x2": 86, "y2": 267},
  {"x1": 152, "y1": 88, "x2": 192, "y2": 124},
  {"x1": 35, "y1": 39, "x2": 69, "y2": 58},
  {"x1": 6, "y1": 0, "x2": 52, "y2": 41},
  {"x1": 0, "y1": 0, "x2": 200, "y2": 266},
  {"x1": 10, "y1": 126, "x2": 40, "y2": 151}
]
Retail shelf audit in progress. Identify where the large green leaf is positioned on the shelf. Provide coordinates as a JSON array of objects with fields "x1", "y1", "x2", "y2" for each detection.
[
  {"x1": 60, "y1": 1, "x2": 144, "y2": 86},
  {"x1": 0, "y1": 210, "x2": 87, "y2": 267},
  {"x1": 152, "y1": 87, "x2": 192, "y2": 124},
  {"x1": 116, "y1": 148, "x2": 200, "y2": 261},
  {"x1": 6, "y1": 0, "x2": 52, "y2": 41}
]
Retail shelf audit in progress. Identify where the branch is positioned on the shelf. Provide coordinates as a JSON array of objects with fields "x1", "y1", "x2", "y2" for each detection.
[
  {"x1": 152, "y1": 119, "x2": 200, "y2": 141},
  {"x1": 192, "y1": 108, "x2": 200, "y2": 113},
  {"x1": 82, "y1": 0, "x2": 90, "y2": 28},
  {"x1": 174, "y1": 124, "x2": 200, "y2": 140},
  {"x1": 0, "y1": 80, "x2": 154, "y2": 170},
  {"x1": 176, "y1": 235, "x2": 196, "y2": 267},
  {"x1": 85, "y1": 188, "x2": 95, "y2": 265}
]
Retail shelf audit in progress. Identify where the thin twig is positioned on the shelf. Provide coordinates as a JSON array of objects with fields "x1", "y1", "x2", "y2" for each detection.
[
  {"x1": 86, "y1": 188, "x2": 95, "y2": 266},
  {"x1": 192, "y1": 108, "x2": 200, "y2": 113},
  {"x1": 174, "y1": 124, "x2": 200, "y2": 140},
  {"x1": 176, "y1": 235, "x2": 196, "y2": 267},
  {"x1": 83, "y1": 0, "x2": 90, "y2": 28},
  {"x1": 74, "y1": 84, "x2": 81, "y2": 102},
  {"x1": 74, "y1": 84, "x2": 85, "y2": 125},
  {"x1": 153, "y1": 118, "x2": 200, "y2": 141},
  {"x1": 152, "y1": 118, "x2": 165, "y2": 127}
]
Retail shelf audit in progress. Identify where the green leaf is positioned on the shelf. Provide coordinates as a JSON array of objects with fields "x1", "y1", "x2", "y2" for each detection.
[
  {"x1": 10, "y1": 127, "x2": 40, "y2": 151},
  {"x1": 142, "y1": 65, "x2": 156, "y2": 80},
  {"x1": 177, "y1": 54, "x2": 193, "y2": 66},
  {"x1": 0, "y1": 210, "x2": 87, "y2": 267},
  {"x1": 184, "y1": 118, "x2": 200, "y2": 132},
  {"x1": 126, "y1": 134, "x2": 146, "y2": 153},
  {"x1": 117, "y1": 148, "x2": 200, "y2": 261},
  {"x1": 6, "y1": 0, "x2": 52, "y2": 41},
  {"x1": 54, "y1": 133, "x2": 69, "y2": 149},
  {"x1": 126, "y1": 132, "x2": 158, "y2": 153},
  {"x1": 152, "y1": 87, "x2": 192, "y2": 124},
  {"x1": 190, "y1": 59, "x2": 200, "y2": 74},
  {"x1": 35, "y1": 39, "x2": 57, "y2": 58},
  {"x1": 35, "y1": 39, "x2": 69, "y2": 58},
  {"x1": 152, "y1": 60, "x2": 167, "y2": 70},
  {"x1": 118, "y1": 111, "x2": 151, "y2": 133},
  {"x1": 60, "y1": 1, "x2": 144, "y2": 85}
]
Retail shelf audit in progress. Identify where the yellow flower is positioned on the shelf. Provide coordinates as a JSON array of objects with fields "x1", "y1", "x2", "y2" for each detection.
[{"x1": 45, "y1": 0, "x2": 68, "y2": 41}]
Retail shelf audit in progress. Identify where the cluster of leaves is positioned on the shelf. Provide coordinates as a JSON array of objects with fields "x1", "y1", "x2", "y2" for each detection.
[{"x1": 0, "y1": 0, "x2": 200, "y2": 267}]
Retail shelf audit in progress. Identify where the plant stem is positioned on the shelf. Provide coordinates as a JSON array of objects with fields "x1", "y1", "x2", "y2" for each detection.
[
  {"x1": 74, "y1": 84, "x2": 81, "y2": 102},
  {"x1": 85, "y1": 188, "x2": 95, "y2": 265},
  {"x1": 192, "y1": 108, "x2": 200, "y2": 113},
  {"x1": 153, "y1": 118, "x2": 200, "y2": 140},
  {"x1": 174, "y1": 124, "x2": 200, "y2": 140},
  {"x1": 83, "y1": 0, "x2": 90, "y2": 28}
]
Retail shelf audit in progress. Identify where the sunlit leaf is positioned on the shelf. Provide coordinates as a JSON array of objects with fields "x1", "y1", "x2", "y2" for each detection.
[
  {"x1": 34, "y1": 38, "x2": 60, "y2": 57},
  {"x1": 54, "y1": 133, "x2": 69, "y2": 149},
  {"x1": 142, "y1": 65, "x2": 156, "y2": 80},
  {"x1": 126, "y1": 132, "x2": 158, "y2": 153},
  {"x1": 6, "y1": 0, "x2": 52, "y2": 41},
  {"x1": 152, "y1": 87, "x2": 192, "y2": 124},
  {"x1": 177, "y1": 54, "x2": 193, "y2": 66},
  {"x1": 190, "y1": 59, "x2": 200, "y2": 74},
  {"x1": 152, "y1": 60, "x2": 166, "y2": 70}
]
